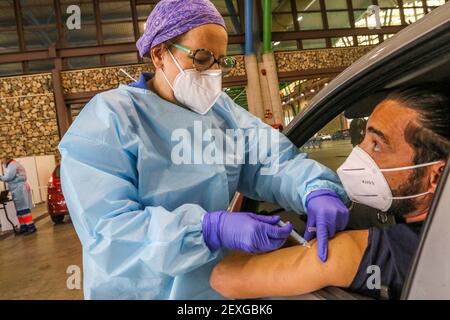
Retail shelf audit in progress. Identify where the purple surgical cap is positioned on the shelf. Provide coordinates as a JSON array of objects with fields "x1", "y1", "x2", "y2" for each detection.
[{"x1": 136, "y1": 0, "x2": 226, "y2": 58}]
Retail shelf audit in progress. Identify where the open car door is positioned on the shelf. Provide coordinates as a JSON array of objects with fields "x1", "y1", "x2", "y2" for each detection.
[{"x1": 402, "y1": 157, "x2": 450, "y2": 299}]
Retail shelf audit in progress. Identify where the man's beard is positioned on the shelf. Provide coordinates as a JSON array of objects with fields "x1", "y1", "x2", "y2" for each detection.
[{"x1": 386, "y1": 170, "x2": 425, "y2": 219}]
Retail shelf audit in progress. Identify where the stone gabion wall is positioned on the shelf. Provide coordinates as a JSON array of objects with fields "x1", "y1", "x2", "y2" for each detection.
[
  {"x1": 61, "y1": 55, "x2": 247, "y2": 94},
  {"x1": 226, "y1": 55, "x2": 246, "y2": 77},
  {"x1": 61, "y1": 63, "x2": 153, "y2": 94},
  {"x1": 0, "y1": 47, "x2": 371, "y2": 161},
  {"x1": 275, "y1": 46, "x2": 373, "y2": 72},
  {"x1": 0, "y1": 74, "x2": 59, "y2": 160}
]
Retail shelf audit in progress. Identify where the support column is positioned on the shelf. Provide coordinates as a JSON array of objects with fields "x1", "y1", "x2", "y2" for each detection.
[
  {"x1": 244, "y1": 55, "x2": 265, "y2": 119},
  {"x1": 260, "y1": 0, "x2": 284, "y2": 126},
  {"x1": 243, "y1": 0, "x2": 265, "y2": 120},
  {"x1": 262, "y1": 52, "x2": 284, "y2": 126},
  {"x1": 258, "y1": 60, "x2": 272, "y2": 124},
  {"x1": 340, "y1": 114, "x2": 349, "y2": 130},
  {"x1": 51, "y1": 69, "x2": 71, "y2": 138}
]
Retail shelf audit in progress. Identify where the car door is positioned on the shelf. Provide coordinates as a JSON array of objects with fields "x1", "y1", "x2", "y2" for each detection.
[
  {"x1": 401, "y1": 158, "x2": 450, "y2": 299},
  {"x1": 234, "y1": 4, "x2": 449, "y2": 300}
]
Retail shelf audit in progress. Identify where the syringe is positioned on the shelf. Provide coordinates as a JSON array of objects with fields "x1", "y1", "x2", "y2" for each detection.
[{"x1": 278, "y1": 220, "x2": 311, "y2": 248}]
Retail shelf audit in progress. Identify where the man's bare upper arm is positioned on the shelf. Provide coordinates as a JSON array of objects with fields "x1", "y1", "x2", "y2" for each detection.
[{"x1": 210, "y1": 230, "x2": 369, "y2": 299}]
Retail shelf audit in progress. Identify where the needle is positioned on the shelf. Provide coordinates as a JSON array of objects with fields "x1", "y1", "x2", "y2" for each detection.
[{"x1": 277, "y1": 220, "x2": 311, "y2": 248}]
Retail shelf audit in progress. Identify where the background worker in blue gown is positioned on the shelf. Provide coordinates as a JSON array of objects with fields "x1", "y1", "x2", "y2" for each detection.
[
  {"x1": 0, "y1": 158, "x2": 36, "y2": 235},
  {"x1": 58, "y1": 0, "x2": 349, "y2": 299}
]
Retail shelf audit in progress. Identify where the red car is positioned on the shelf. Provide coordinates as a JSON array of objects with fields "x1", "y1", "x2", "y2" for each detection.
[{"x1": 47, "y1": 165, "x2": 68, "y2": 224}]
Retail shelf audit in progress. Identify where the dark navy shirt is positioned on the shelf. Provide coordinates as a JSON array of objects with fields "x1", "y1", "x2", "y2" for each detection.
[{"x1": 349, "y1": 222, "x2": 422, "y2": 299}]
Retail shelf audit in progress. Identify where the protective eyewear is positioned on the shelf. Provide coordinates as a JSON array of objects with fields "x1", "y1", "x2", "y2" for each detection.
[{"x1": 168, "y1": 42, "x2": 236, "y2": 75}]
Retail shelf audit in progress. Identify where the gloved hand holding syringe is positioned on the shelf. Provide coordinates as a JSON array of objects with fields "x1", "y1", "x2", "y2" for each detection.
[{"x1": 277, "y1": 220, "x2": 311, "y2": 248}]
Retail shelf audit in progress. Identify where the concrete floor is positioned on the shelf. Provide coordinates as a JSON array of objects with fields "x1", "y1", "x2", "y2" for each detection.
[
  {"x1": 0, "y1": 207, "x2": 83, "y2": 300},
  {"x1": 0, "y1": 140, "x2": 352, "y2": 300}
]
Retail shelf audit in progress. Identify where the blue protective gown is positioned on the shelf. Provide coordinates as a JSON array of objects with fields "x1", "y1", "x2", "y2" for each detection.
[
  {"x1": 0, "y1": 161, "x2": 33, "y2": 211},
  {"x1": 59, "y1": 73, "x2": 347, "y2": 299}
]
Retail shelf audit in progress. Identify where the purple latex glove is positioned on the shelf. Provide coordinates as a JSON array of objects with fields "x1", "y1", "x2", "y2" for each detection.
[
  {"x1": 202, "y1": 211, "x2": 293, "y2": 253},
  {"x1": 304, "y1": 190, "x2": 349, "y2": 262}
]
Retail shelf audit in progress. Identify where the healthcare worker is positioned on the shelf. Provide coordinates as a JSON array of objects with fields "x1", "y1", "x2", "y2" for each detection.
[
  {"x1": 59, "y1": 0, "x2": 349, "y2": 300},
  {"x1": 0, "y1": 158, "x2": 36, "y2": 235}
]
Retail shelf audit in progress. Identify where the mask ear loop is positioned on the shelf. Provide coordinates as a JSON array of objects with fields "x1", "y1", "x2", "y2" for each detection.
[
  {"x1": 167, "y1": 49, "x2": 184, "y2": 73},
  {"x1": 160, "y1": 68, "x2": 175, "y2": 91},
  {"x1": 380, "y1": 160, "x2": 444, "y2": 172},
  {"x1": 381, "y1": 161, "x2": 443, "y2": 200},
  {"x1": 390, "y1": 191, "x2": 433, "y2": 200},
  {"x1": 160, "y1": 48, "x2": 184, "y2": 92}
]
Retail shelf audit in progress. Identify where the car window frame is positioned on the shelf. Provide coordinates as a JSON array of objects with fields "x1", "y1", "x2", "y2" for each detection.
[{"x1": 284, "y1": 22, "x2": 449, "y2": 148}]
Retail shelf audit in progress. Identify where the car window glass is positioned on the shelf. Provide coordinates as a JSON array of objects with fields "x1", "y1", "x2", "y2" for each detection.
[{"x1": 300, "y1": 113, "x2": 367, "y2": 171}]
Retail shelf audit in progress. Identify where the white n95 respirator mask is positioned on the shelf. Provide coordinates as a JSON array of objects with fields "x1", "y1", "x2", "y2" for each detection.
[
  {"x1": 161, "y1": 50, "x2": 222, "y2": 115},
  {"x1": 337, "y1": 146, "x2": 441, "y2": 212}
]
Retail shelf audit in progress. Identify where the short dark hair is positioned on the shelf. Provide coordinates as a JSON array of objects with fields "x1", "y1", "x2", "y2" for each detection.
[{"x1": 387, "y1": 83, "x2": 450, "y2": 175}]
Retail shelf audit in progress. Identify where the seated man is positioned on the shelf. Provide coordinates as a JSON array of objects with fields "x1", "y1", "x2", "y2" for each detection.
[{"x1": 210, "y1": 83, "x2": 450, "y2": 300}]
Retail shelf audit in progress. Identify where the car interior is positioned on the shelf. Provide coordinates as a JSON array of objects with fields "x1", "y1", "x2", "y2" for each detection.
[{"x1": 234, "y1": 22, "x2": 450, "y2": 300}]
